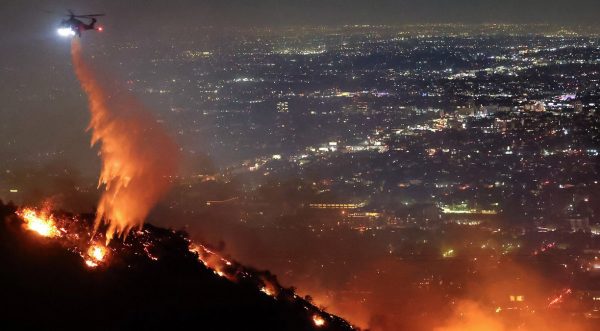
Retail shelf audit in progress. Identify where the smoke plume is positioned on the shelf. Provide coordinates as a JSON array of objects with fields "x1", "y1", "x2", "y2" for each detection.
[{"x1": 71, "y1": 39, "x2": 178, "y2": 243}]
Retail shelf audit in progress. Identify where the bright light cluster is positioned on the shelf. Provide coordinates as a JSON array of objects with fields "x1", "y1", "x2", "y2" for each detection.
[{"x1": 57, "y1": 27, "x2": 76, "y2": 37}]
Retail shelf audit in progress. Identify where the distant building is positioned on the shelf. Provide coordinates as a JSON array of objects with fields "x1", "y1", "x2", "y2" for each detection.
[
  {"x1": 574, "y1": 100, "x2": 584, "y2": 113},
  {"x1": 568, "y1": 216, "x2": 590, "y2": 233},
  {"x1": 309, "y1": 203, "x2": 364, "y2": 210},
  {"x1": 276, "y1": 101, "x2": 289, "y2": 113},
  {"x1": 523, "y1": 101, "x2": 546, "y2": 112}
]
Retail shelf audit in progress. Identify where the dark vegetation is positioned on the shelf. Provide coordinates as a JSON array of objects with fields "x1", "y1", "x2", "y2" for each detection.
[{"x1": 0, "y1": 201, "x2": 353, "y2": 331}]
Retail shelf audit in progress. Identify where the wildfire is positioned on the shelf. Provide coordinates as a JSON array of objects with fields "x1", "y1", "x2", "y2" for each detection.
[
  {"x1": 189, "y1": 243, "x2": 237, "y2": 281},
  {"x1": 313, "y1": 314, "x2": 326, "y2": 327},
  {"x1": 89, "y1": 245, "x2": 107, "y2": 261},
  {"x1": 16, "y1": 207, "x2": 113, "y2": 268},
  {"x1": 17, "y1": 208, "x2": 61, "y2": 238},
  {"x1": 260, "y1": 286, "x2": 275, "y2": 297},
  {"x1": 85, "y1": 244, "x2": 108, "y2": 268},
  {"x1": 14, "y1": 207, "x2": 346, "y2": 329}
]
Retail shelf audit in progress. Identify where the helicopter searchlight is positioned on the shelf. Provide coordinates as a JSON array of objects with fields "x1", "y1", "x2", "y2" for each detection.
[{"x1": 57, "y1": 27, "x2": 76, "y2": 37}]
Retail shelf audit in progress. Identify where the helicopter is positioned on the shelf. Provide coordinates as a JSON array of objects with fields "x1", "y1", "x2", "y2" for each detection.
[{"x1": 57, "y1": 10, "x2": 105, "y2": 37}]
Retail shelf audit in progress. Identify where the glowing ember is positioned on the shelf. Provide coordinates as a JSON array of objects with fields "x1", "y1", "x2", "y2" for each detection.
[
  {"x1": 17, "y1": 208, "x2": 61, "y2": 238},
  {"x1": 189, "y1": 243, "x2": 225, "y2": 271},
  {"x1": 312, "y1": 314, "x2": 326, "y2": 327},
  {"x1": 260, "y1": 287, "x2": 274, "y2": 296},
  {"x1": 143, "y1": 243, "x2": 159, "y2": 261},
  {"x1": 259, "y1": 279, "x2": 279, "y2": 298},
  {"x1": 85, "y1": 260, "x2": 99, "y2": 268}
]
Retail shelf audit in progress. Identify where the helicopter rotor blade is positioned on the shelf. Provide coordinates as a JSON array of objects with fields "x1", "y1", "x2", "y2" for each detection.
[
  {"x1": 74, "y1": 14, "x2": 106, "y2": 18},
  {"x1": 54, "y1": 9, "x2": 104, "y2": 18}
]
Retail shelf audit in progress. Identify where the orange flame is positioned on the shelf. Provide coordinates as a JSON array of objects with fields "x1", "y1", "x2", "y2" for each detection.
[
  {"x1": 17, "y1": 208, "x2": 61, "y2": 238},
  {"x1": 70, "y1": 39, "x2": 179, "y2": 243},
  {"x1": 84, "y1": 244, "x2": 107, "y2": 268},
  {"x1": 189, "y1": 243, "x2": 236, "y2": 280},
  {"x1": 312, "y1": 314, "x2": 326, "y2": 327}
]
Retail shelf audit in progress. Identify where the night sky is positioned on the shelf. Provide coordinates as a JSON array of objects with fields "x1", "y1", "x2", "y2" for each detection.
[
  {"x1": 3, "y1": 0, "x2": 600, "y2": 37},
  {"x1": 0, "y1": 0, "x2": 599, "y2": 183}
]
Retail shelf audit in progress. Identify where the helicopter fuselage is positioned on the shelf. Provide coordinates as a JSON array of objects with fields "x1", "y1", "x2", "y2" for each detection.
[{"x1": 59, "y1": 17, "x2": 97, "y2": 37}]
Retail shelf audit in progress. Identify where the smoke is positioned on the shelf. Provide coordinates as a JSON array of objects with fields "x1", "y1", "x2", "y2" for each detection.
[
  {"x1": 432, "y1": 260, "x2": 589, "y2": 331},
  {"x1": 70, "y1": 39, "x2": 179, "y2": 243},
  {"x1": 2, "y1": 160, "x2": 98, "y2": 213},
  {"x1": 435, "y1": 299, "x2": 587, "y2": 331},
  {"x1": 435, "y1": 300, "x2": 505, "y2": 331},
  {"x1": 161, "y1": 199, "x2": 592, "y2": 331}
]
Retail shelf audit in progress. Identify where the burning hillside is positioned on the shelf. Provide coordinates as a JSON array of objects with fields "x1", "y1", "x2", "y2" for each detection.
[
  {"x1": 0, "y1": 38, "x2": 359, "y2": 330},
  {"x1": 0, "y1": 201, "x2": 354, "y2": 330}
]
